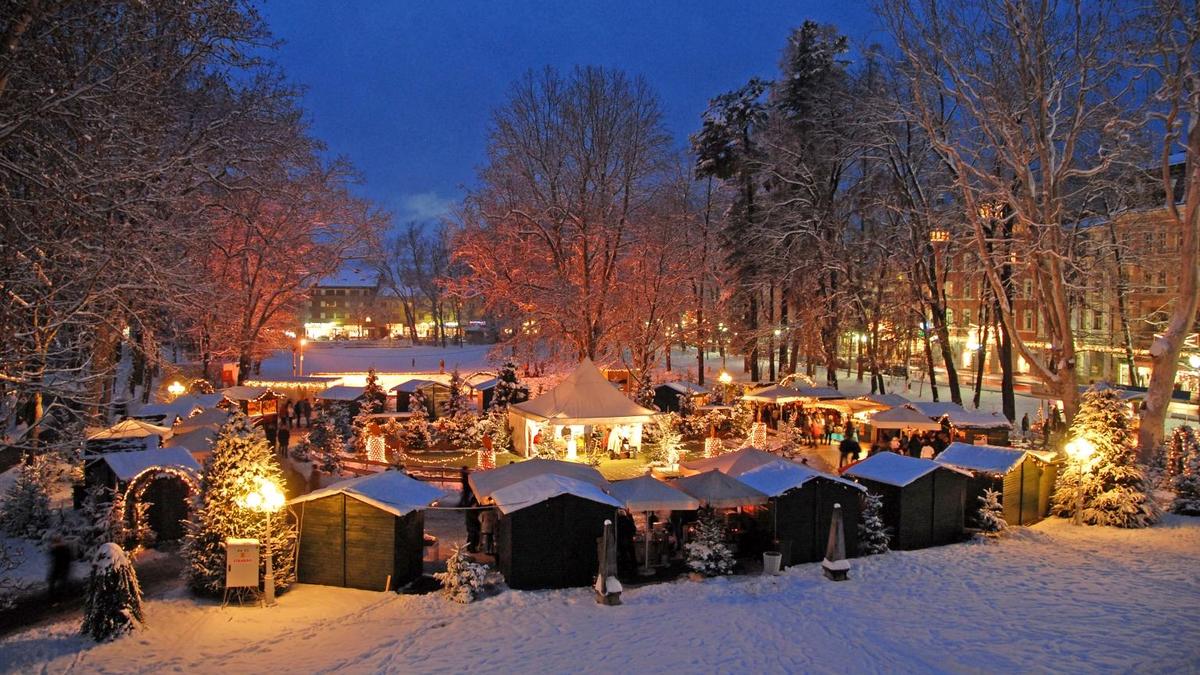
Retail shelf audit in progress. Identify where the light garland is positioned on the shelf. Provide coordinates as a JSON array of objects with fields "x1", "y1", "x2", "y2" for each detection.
[
  {"x1": 365, "y1": 434, "x2": 387, "y2": 463},
  {"x1": 704, "y1": 435, "x2": 722, "y2": 458},
  {"x1": 749, "y1": 422, "x2": 768, "y2": 449},
  {"x1": 117, "y1": 465, "x2": 202, "y2": 548}
]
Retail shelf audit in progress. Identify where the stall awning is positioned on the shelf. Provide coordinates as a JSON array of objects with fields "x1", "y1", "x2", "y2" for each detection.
[
  {"x1": 87, "y1": 418, "x2": 173, "y2": 441},
  {"x1": 810, "y1": 399, "x2": 887, "y2": 414},
  {"x1": 908, "y1": 402, "x2": 1012, "y2": 429},
  {"x1": 680, "y1": 447, "x2": 780, "y2": 477},
  {"x1": 741, "y1": 384, "x2": 803, "y2": 404},
  {"x1": 671, "y1": 470, "x2": 768, "y2": 508},
  {"x1": 843, "y1": 452, "x2": 970, "y2": 487},
  {"x1": 867, "y1": 406, "x2": 944, "y2": 431},
  {"x1": 609, "y1": 475, "x2": 700, "y2": 512},
  {"x1": 860, "y1": 393, "x2": 911, "y2": 407},
  {"x1": 793, "y1": 386, "x2": 845, "y2": 400}
]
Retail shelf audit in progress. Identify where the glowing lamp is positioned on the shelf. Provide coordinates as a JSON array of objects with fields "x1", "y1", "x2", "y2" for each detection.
[
  {"x1": 167, "y1": 381, "x2": 185, "y2": 398},
  {"x1": 1065, "y1": 437, "x2": 1095, "y2": 463},
  {"x1": 238, "y1": 476, "x2": 285, "y2": 513},
  {"x1": 718, "y1": 372, "x2": 733, "y2": 385},
  {"x1": 1189, "y1": 355, "x2": 1200, "y2": 370},
  {"x1": 929, "y1": 229, "x2": 950, "y2": 244}
]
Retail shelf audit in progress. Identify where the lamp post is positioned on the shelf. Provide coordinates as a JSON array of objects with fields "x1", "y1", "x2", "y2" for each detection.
[
  {"x1": 718, "y1": 371, "x2": 733, "y2": 404},
  {"x1": 237, "y1": 476, "x2": 286, "y2": 606},
  {"x1": 297, "y1": 337, "x2": 307, "y2": 377},
  {"x1": 167, "y1": 381, "x2": 185, "y2": 400},
  {"x1": 1064, "y1": 437, "x2": 1096, "y2": 526}
]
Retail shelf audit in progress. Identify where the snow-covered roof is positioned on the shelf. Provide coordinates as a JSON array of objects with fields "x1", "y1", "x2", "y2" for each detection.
[
  {"x1": 220, "y1": 386, "x2": 274, "y2": 401},
  {"x1": 88, "y1": 419, "x2": 173, "y2": 441},
  {"x1": 671, "y1": 470, "x2": 768, "y2": 508},
  {"x1": 487, "y1": 474, "x2": 622, "y2": 515},
  {"x1": 793, "y1": 386, "x2": 844, "y2": 400},
  {"x1": 469, "y1": 377, "x2": 500, "y2": 391},
  {"x1": 844, "y1": 452, "x2": 968, "y2": 488},
  {"x1": 736, "y1": 459, "x2": 865, "y2": 497},
  {"x1": 936, "y1": 443, "x2": 1029, "y2": 474},
  {"x1": 136, "y1": 400, "x2": 203, "y2": 424},
  {"x1": 659, "y1": 381, "x2": 709, "y2": 396},
  {"x1": 289, "y1": 470, "x2": 448, "y2": 517},
  {"x1": 869, "y1": 406, "x2": 944, "y2": 431},
  {"x1": 609, "y1": 475, "x2": 700, "y2": 512},
  {"x1": 316, "y1": 385, "x2": 367, "y2": 401},
  {"x1": 741, "y1": 384, "x2": 803, "y2": 403},
  {"x1": 95, "y1": 447, "x2": 201, "y2": 482},
  {"x1": 681, "y1": 447, "x2": 780, "y2": 477},
  {"x1": 1078, "y1": 382, "x2": 1146, "y2": 401},
  {"x1": 317, "y1": 266, "x2": 379, "y2": 288},
  {"x1": 510, "y1": 359, "x2": 656, "y2": 425},
  {"x1": 171, "y1": 408, "x2": 231, "y2": 436},
  {"x1": 860, "y1": 393, "x2": 910, "y2": 407},
  {"x1": 469, "y1": 458, "x2": 609, "y2": 501},
  {"x1": 908, "y1": 402, "x2": 1013, "y2": 429},
  {"x1": 390, "y1": 379, "x2": 445, "y2": 393},
  {"x1": 810, "y1": 399, "x2": 885, "y2": 414},
  {"x1": 163, "y1": 425, "x2": 220, "y2": 455}
]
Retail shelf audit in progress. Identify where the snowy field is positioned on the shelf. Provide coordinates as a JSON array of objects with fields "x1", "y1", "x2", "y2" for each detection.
[{"x1": 3, "y1": 516, "x2": 1197, "y2": 674}]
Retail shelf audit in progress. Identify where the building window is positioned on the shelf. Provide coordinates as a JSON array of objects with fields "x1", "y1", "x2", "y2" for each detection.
[
  {"x1": 962, "y1": 309, "x2": 972, "y2": 326},
  {"x1": 946, "y1": 308, "x2": 955, "y2": 326},
  {"x1": 1158, "y1": 271, "x2": 1167, "y2": 288},
  {"x1": 1023, "y1": 279, "x2": 1032, "y2": 299},
  {"x1": 1092, "y1": 311, "x2": 1103, "y2": 331},
  {"x1": 945, "y1": 280, "x2": 955, "y2": 298},
  {"x1": 1022, "y1": 309, "x2": 1034, "y2": 331},
  {"x1": 319, "y1": 312, "x2": 326, "y2": 320}
]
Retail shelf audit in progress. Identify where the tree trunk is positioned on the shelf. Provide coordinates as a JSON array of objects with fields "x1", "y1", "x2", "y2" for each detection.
[
  {"x1": 921, "y1": 310, "x2": 940, "y2": 401},
  {"x1": 1107, "y1": 220, "x2": 1140, "y2": 386}
]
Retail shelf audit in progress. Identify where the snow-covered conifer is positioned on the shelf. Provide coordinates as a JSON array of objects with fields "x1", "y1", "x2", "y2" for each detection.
[
  {"x1": 490, "y1": 360, "x2": 528, "y2": 409},
  {"x1": 77, "y1": 485, "x2": 130, "y2": 552},
  {"x1": 434, "y1": 545, "x2": 489, "y2": 603},
  {"x1": 408, "y1": 387, "x2": 429, "y2": 420},
  {"x1": 1166, "y1": 426, "x2": 1197, "y2": 478},
  {"x1": 857, "y1": 492, "x2": 891, "y2": 555},
  {"x1": 0, "y1": 453, "x2": 52, "y2": 538},
  {"x1": 685, "y1": 509, "x2": 735, "y2": 576},
  {"x1": 1172, "y1": 439, "x2": 1200, "y2": 515},
  {"x1": 976, "y1": 489, "x2": 1008, "y2": 537},
  {"x1": 532, "y1": 422, "x2": 562, "y2": 460},
  {"x1": 445, "y1": 369, "x2": 471, "y2": 418},
  {"x1": 80, "y1": 543, "x2": 144, "y2": 642}
]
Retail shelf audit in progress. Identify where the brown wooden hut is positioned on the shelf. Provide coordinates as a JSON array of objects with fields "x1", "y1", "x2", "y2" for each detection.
[
  {"x1": 843, "y1": 453, "x2": 969, "y2": 550},
  {"x1": 936, "y1": 443, "x2": 1060, "y2": 527}
]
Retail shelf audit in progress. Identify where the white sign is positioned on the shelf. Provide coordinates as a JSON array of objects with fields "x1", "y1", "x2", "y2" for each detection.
[{"x1": 226, "y1": 538, "x2": 260, "y2": 589}]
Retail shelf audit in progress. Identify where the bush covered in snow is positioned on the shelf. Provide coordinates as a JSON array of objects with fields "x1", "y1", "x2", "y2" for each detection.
[
  {"x1": 644, "y1": 413, "x2": 683, "y2": 465},
  {"x1": 1172, "y1": 438, "x2": 1200, "y2": 516},
  {"x1": 435, "y1": 545, "x2": 490, "y2": 603},
  {"x1": 976, "y1": 489, "x2": 1008, "y2": 537},
  {"x1": 75, "y1": 485, "x2": 130, "y2": 553},
  {"x1": 857, "y1": 492, "x2": 891, "y2": 555},
  {"x1": 685, "y1": 510, "x2": 735, "y2": 577},
  {"x1": 81, "y1": 543, "x2": 144, "y2": 642},
  {"x1": 0, "y1": 453, "x2": 53, "y2": 538}
]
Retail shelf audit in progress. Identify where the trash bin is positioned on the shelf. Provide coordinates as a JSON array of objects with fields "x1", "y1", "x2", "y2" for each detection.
[{"x1": 763, "y1": 551, "x2": 782, "y2": 575}]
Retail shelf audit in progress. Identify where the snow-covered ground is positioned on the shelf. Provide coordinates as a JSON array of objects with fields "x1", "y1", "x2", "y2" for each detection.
[{"x1": 3, "y1": 516, "x2": 1197, "y2": 674}]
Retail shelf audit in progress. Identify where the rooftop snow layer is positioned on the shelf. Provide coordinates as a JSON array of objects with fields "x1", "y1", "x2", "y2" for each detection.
[
  {"x1": 95, "y1": 446, "x2": 201, "y2": 482},
  {"x1": 936, "y1": 443, "x2": 1028, "y2": 474},
  {"x1": 843, "y1": 452, "x2": 967, "y2": 488},
  {"x1": 487, "y1": 473, "x2": 622, "y2": 515},
  {"x1": 289, "y1": 470, "x2": 447, "y2": 517}
]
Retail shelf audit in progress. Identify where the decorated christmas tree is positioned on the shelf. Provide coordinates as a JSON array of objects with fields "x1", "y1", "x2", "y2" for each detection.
[
  {"x1": 857, "y1": 492, "x2": 891, "y2": 555},
  {"x1": 80, "y1": 543, "x2": 144, "y2": 642},
  {"x1": 482, "y1": 408, "x2": 511, "y2": 454},
  {"x1": 645, "y1": 414, "x2": 683, "y2": 465},
  {"x1": 976, "y1": 488, "x2": 1008, "y2": 537},
  {"x1": 434, "y1": 545, "x2": 490, "y2": 603},
  {"x1": 352, "y1": 369, "x2": 388, "y2": 454},
  {"x1": 491, "y1": 359, "x2": 528, "y2": 409},
  {"x1": 0, "y1": 453, "x2": 52, "y2": 539},
  {"x1": 532, "y1": 422, "x2": 563, "y2": 460},
  {"x1": 77, "y1": 485, "x2": 129, "y2": 553},
  {"x1": 182, "y1": 414, "x2": 296, "y2": 596},
  {"x1": 685, "y1": 509, "x2": 735, "y2": 576},
  {"x1": 1166, "y1": 426, "x2": 1197, "y2": 478},
  {"x1": 1172, "y1": 437, "x2": 1200, "y2": 515},
  {"x1": 1050, "y1": 389, "x2": 1159, "y2": 528},
  {"x1": 445, "y1": 369, "x2": 472, "y2": 418}
]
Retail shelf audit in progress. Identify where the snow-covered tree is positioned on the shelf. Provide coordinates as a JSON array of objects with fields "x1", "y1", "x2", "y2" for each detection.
[
  {"x1": 182, "y1": 414, "x2": 296, "y2": 596},
  {"x1": 434, "y1": 545, "x2": 489, "y2": 603},
  {"x1": 1172, "y1": 438, "x2": 1200, "y2": 516},
  {"x1": 0, "y1": 453, "x2": 53, "y2": 539},
  {"x1": 976, "y1": 489, "x2": 1008, "y2": 537},
  {"x1": 858, "y1": 492, "x2": 891, "y2": 555},
  {"x1": 80, "y1": 543, "x2": 144, "y2": 642},
  {"x1": 645, "y1": 414, "x2": 683, "y2": 465},
  {"x1": 491, "y1": 360, "x2": 528, "y2": 409},
  {"x1": 532, "y1": 422, "x2": 563, "y2": 460},
  {"x1": 481, "y1": 408, "x2": 512, "y2": 455},
  {"x1": 445, "y1": 369, "x2": 471, "y2": 418},
  {"x1": 1051, "y1": 390, "x2": 1159, "y2": 528},
  {"x1": 408, "y1": 387, "x2": 429, "y2": 420},
  {"x1": 76, "y1": 486, "x2": 129, "y2": 553},
  {"x1": 634, "y1": 376, "x2": 658, "y2": 411},
  {"x1": 352, "y1": 369, "x2": 388, "y2": 454},
  {"x1": 685, "y1": 509, "x2": 735, "y2": 576},
  {"x1": 1166, "y1": 426, "x2": 1197, "y2": 478}
]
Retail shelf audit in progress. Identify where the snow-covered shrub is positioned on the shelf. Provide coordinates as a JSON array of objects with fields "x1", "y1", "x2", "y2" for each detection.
[
  {"x1": 644, "y1": 414, "x2": 683, "y2": 465},
  {"x1": 0, "y1": 453, "x2": 53, "y2": 538},
  {"x1": 81, "y1": 543, "x2": 144, "y2": 642},
  {"x1": 1172, "y1": 438, "x2": 1200, "y2": 515},
  {"x1": 976, "y1": 489, "x2": 1008, "y2": 537},
  {"x1": 1051, "y1": 389, "x2": 1159, "y2": 528},
  {"x1": 634, "y1": 376, "x2": 658, "y2": 411},
  {"x1": 434, "y1": 545, "x2": 489, "y2": 603},
  {"x1": 685, "y1": 510, "x2": 735, "y2": 577},
  {"x1": 397, "y1": 418, "x2": 432, "y2": 450},
  {"x1": 76, "y1": 485, "x2": 130, "y2": 553},
  {"x1": 1166, "y1": 426, "x2": 1197, "y2": 478},
  {"x1": 730, "y1": 401, "x2": 755, "y2": 437},
  {"x1": 857, "y1": 492, "x2": 891, "y2": 555},
  {"x1": 182, "y1": 414, "x2": 296, "y2": 596}
]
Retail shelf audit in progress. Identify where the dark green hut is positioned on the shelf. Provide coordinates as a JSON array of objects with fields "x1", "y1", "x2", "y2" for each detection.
[{"x1": 844, "y1": 452, "x2": 969, "y2": 550}]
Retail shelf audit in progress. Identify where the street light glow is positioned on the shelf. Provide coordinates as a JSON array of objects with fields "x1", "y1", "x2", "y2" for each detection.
[
  {"x1": 1065, "y1": 437, "x2": 1096, "y2": 463},
  {"x1": 718, "y1": 371, "x2": 733, "y2": 385}
]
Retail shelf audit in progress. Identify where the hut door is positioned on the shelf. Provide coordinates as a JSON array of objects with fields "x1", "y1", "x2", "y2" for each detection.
[{"x1": 142, "y1": 475, "x2": 190, "y2": 542}]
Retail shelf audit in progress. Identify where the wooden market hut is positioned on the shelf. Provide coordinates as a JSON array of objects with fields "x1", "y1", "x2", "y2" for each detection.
[
  {"x1": 315, "y1": 385, "x2": 368, "y2": 417},
  {"x1": 391, "y1": 379, "x2": 451, "y2": 418},
  {"x1": 220, "y1": 386, "x2": 281, "y2": 424},
  {"x1": 908, "y1": 401, "x2": 1013, "y2": 445},
  {"x1": 735, "y1": 459, "x2": 866, "y2": 566},
  {"x1": 480, "y1": 472, "x2": 622, "y2": 590},
  {"x1": 289, "y1": 471, "x2": 447, "y2": 591},
  {"x1": 467, "y1": 376, "x2": 500, "y2": 412},
  {"x1": 936, "y1": 443, "x2": 1059, "y2": 527},
  {"x1": 653, "y1": 381, "x2": 710, "y2": 414},
  {"x1": 83, "y1": 446, "x2": 201, "y2": 542},
  {"x1": 843, "y1": 452, "x2": 970, "y2": 550}
]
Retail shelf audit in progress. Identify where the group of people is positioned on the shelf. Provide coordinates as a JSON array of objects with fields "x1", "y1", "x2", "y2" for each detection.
[
  {"x1": 459, "y1": 467, "x2": 497, "y2": 556},
  {"x1": 873, "y1": 429, "x2": 952, "y2": 459},
  {"x1": 280, "y1": 398, "x2": 315, "y2": 429}
]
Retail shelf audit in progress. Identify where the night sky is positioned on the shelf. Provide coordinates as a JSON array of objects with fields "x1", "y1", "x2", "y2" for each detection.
[{"x1": 258, "y1": 0, "x2": 881, "y2": 225}]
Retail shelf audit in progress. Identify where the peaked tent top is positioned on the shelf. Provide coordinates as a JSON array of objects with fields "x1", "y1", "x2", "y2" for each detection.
[
  {"x1": 844, "y1": 452, "x2": 969, "y2": 488},
  {"x1": 289, "y1": 470, "x2": 448, "y2": 518},
  {"x1": 510, "y1": 359, "x2": 657, "y2": 424},
  {"x1": 680, "y1": 447, "x2": 780, "y2": 477},
  {"x1": 741, "y1": 384, "x2": 804, "y2": 403},
  {"x1": 220, "y1": 386, "x2": 274, "y2": 401},
  {"x1": 88, "y1": 418, "x2": 173, "y2": 441},
  {"x1": 609, "y1": 474, "x2": 700, "y2": 512},
  {"x1": 793, "y1": 386, "x2": 845, "y2": 400},
  {"x1": 868, "y1": 406, "x2": 944, "y2": 431},
  {"x1": 671, "y1": 469, "x2": 768, "y2": 508},
  {"x1": 469, "y1": 458, "x2": 609, "y2": 501},
  {"x1": 860, "y1": 392, "x2": 911, "y2": 407}
]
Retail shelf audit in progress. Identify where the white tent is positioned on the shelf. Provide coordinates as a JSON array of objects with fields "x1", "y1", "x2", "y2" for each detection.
[
  {"x1": 680, "y1": 447, "x2": 780, "y2": 477},
  {"x1": 487, "y1": 474, "x2": 622, "y2": 515},
  {"x1": 860, "y1": 392, "x2": 910, "y2": 408},
  {"x1": 868, "y1": 406, "x2": 944, "y2": 432},
  {"x1": 96, "y1": 446, "x2": 201, "y2": 482},
  {"x1": 87, "y1": 418, "x2": 173, "y2": 442},
  {"x1": 289, "y1": 470, "x2": 448, "y2": 517},
  {"x1": 508, "y1": 359, "x2": 657, "y2": 457},
  {"x1": 468, "y1": 458, "x2": 609, "y2": 502},
  {"x1": 609, "y1": 475, "x2": 700, "y2": 512},
  {"x1": 741, "y1": 384, "x2": 803, "y2": 404},
  {"x1": 735, "y1": 459, "x2": 865, "y2": 498},
  {"x1": 672, "y1": 470, "x2": 768, "y2": 508},
  {"x1": 793, "y1": 386, "x2": 844, "y2": 400}
]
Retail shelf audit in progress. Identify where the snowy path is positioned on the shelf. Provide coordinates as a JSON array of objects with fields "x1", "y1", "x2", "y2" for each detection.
[{"x1": 2, "y1": 517, "x2": 1197, "y2": 673}]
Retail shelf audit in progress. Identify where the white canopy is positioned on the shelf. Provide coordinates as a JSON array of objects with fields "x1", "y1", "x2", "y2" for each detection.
[
  {"x1": 609, "y1": 475, "x2": 700, "y2": 512},
  {"x1": 221, "y1": 386, "x2": 273, "y2": 401},
  {"x1": 672, "y1": 470, "x2": 768, "y2": 508},
  {"x1": 88, "y1": 419, "x2": 173, "y2": 441},
  {"x1": 908, "y1": 402, "x2": 1012, "y2": 429},
  {"x1": 736, "y1": 459, "x2": 865, "y2": 497},
  {"x1": 860, "y1": 393, "x2": 910, "y2": 407},
  {"x1": 660, "y1": 381, "x2": 709, "y2": 396},
  {"x1": 741, "y1": 384, "x2": 803, "y2": 403},
  {"x1": 487, "y1": 474, "x2": 622, "y2": 515},
  {"x1": 289, "y1": 470, "x2": 448, "y2": 518},
  {"x1": 510, "y1": 359, "x2": 657, "y2": 425},
  {"x1": 869, "y1": 406, "x2": 944, "y2": 431},
  {"x1": 793, "y1": 386, "x2": 844, "y2": 400},
  {"x1": 844, "y1": 452, "x2": 969, "y2": 488},
  {"x1": 681, "y1": 447, "x2": 780, "y2": 477},
  {"x1": 468, "y1": 458, "x2": 609, "y2": 501},
  {"x1": 810, "y1": 399, "x2": 886, "y2": 414},
  {"x1": 936, "y1": 443, "x2": 1029, "y2": 474},
  {"x1": 316, "y1": 385, "x2": 367, "y2": 402},
  {"x1": 96, "y1": 447, "x2": 201, "y2": 482}
]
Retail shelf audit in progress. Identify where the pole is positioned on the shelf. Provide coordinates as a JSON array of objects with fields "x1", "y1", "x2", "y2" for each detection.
[
  {"x1": 298, "y1": 340, "x2": 305, "y2": 377},
  {"x1": 263, "y1": 511, "x2": 276, "y2": 607},
  {"x1": 1073, "y1": 468, "x2": 1083, "y2": 526}
]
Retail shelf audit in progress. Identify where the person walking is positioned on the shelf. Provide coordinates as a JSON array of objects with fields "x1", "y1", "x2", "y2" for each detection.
[
  {"x1": 282, "y1": 399, "x2": 293, "y2": 429},
  {"x1": 46, "y1": 535, "x2": 72, "y2": 602},
  {"x1": 277, "y1": 425, "x2": 291, "y2": 454},
  {"x1": 1020, "y1": 413, "x2": 1030, "y2": 441},
  {"x1": 265, "y1": 422, "x2": 278, "y2": 450},
  {"x1": 301, "y1": 399, "x2": 313, "y2": 428}
]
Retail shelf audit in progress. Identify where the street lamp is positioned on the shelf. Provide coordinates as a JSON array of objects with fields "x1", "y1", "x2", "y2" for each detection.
[
  {"x1": 298, "y1": 337, "x2": 307, "y2": 377},
  {"x1": 167, "y1": 381, "x2": 185, "y2": 400},
  {"x1": 1189, "y1": 354, "x2": 1200, "y2": 370},
  {"x1": 1064, "y1": 437, "x2": 1096, "y2": 526},
  {"x1": 237, "y1": 476, "x2": 286, "y2": 606}
]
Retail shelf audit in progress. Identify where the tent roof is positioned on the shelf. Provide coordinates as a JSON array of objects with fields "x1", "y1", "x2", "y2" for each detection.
[
  {"x1": 671, "y1": 470, "x2": 768, "y2": 508},
  {"x1": 289, "y1": 470, "x2": 447, "y2": 518},
  {"x1": 220, "y1": 386, "x2": 274, "y2": 401},
  {"x1": 936, "y1": 443, "x2": 1029, "y2": 474},
  {"x1": 469, "y1": 377, "x2": 500, "y2": 391},
  {"x1": 868, "y1": 406, "x2": 944, "y2": 431},
  {"x1": 88, "y1": 418, "x2": 173, "y2": 441},
  {"x1": 736, "y1": 459, "x2": 866, "y2": 497},
  {"x1": 680, "y1": 447, "x2": 780, "y2": 476},
  {"x1": 844, "y1": 452, "x2": 969, "y2": 488},
  {"x1": 468, "y1": 458, "x2": 609, "y2": 501},
  {"x1": 659, "y1": 381, "x2": 709, "y2": 396},
  {"x1": 908, "y1": 402, "x2": 1012, "y2": 429},
  {"x1": 390, "y1": 379, "x2": 446, "y2": 393},
  {"x1": 171, "y1": 408, "x2": 231, "y2": 435},
  {"x1": 510, "y1": 359, "x2": 656, "y2": 424},
  {"x1": 793, "y1": 386, "x2": 845, "y2": 400},
  {"x1": 316, "y1": 385, "x2": 366, "y2": 401},
  {"x1": 810, "y1": 399, "x2": 886, "y2": 414},
  {"x1": 163, "y1": 425, "x2": 220, "y2": 455},
  {"x1": 487, "y1": 474, "x2": 622, "y2": 515},
  {"x1": 741, "y1": 384, "x2": 803, "y2": 403},
  {"x1": 860, "y1": 393, "x2": 911, "y2": 407},
  {"x1": 96, "y1": 447, "x2": 201, "y2": 482},
  {"x1": 609, "y1": 475, "x2": 700, "y2": 512}
]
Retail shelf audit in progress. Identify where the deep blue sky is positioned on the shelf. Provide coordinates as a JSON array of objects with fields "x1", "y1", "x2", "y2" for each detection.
[{"x1": 258, "y1": 1, "x2": 881, "y2": 225}]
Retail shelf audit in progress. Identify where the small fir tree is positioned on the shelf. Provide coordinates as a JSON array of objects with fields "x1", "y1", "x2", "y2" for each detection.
[
  {"x1": 1172, "y1": 438, "x2": 1200, "y2": 515},
  {"x1": 77, "y1": 485, "x2": 130, "y2": 552},
  {"x1": 445, "y1": 369, "x2": 471, "y2": 418},
  {"x1": 685, "y1": 509, "x2": 735, "y2": 576},
  {"x1": 532, "y1": 422, "x2": 563, "y2": 460},
  {"x1": 646, "y1": 414, "x2": 683, "y2": 465},
  {"x1": 634, "y1": 375, "x2": 658, "y2": 411},
  {"x1": 976, "y1": 489, "x2": 1008, "y2": 537},
  {"x1": 80, "y1": 543, "x2": 144, "y2": 642},
  {"x1": 0, "y1": 453, "x2": 53, "y2": 539},
  {"x1": 483, "y1": 408, "x2": 512, "y2": 454},
  {"x1": 857, "y1": 492, "x2": 891, "y2": 555},
  {"x1": 1051, "y1": 389, "x2": 1159, "y2": 528},
  {"x1": 182, "y1": 414, "x2": 296, "y2": 596},
  {"x1": 434, "y1": 545, "x2": 490, "y2": 603},
  {"x1": 352, "y1": 369, "x2": 388, "y2": 454},
  {"x1": 408, "y1": 387, "x2": 429, "y2": 420},
  {"x1": 677, "y1": 390, "x2": 697, "y2": 418},
  {"x1": 491, "y1": 359, "x2": 528, "y2": 409},
  {"x1": 317, "y1": 416, "x2": 347, "y2": 474}
]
